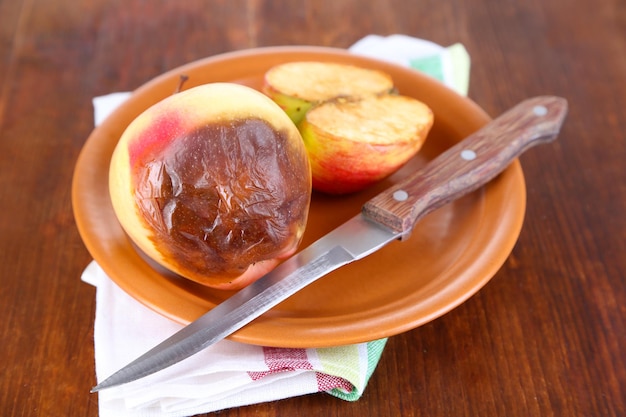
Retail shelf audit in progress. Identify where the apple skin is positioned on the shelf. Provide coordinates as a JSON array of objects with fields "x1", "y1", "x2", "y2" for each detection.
[
  {"x1": 109, "y1": 83, "x2": 312, "y2": 290},
  {"x1": 299, "y1": 95, "x2": 433, "y2": 194},
  {"x1": 262, "y1": 90, "x2": 312, "y2": 127}
]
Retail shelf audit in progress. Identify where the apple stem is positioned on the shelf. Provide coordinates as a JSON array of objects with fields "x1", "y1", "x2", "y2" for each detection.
[{"x1": 174, "y1": 74, "x2": 189, "y2": 94}]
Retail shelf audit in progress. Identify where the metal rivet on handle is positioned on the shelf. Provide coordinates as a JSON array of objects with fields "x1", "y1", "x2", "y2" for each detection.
[
  {"x1": 461, "y1": 149, "x2": 477, "y2": 161},
  {"x1": 393, "y1": 190, "x2": 409, "y2": 201},
  {"x1": 533, "y1": 105, "x2": 548, "y2": 116}
]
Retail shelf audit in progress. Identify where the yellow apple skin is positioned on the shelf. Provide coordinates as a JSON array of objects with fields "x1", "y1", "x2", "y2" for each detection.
[
  {"x1": 109, "y1": 83, "x2": 312, "y2": 290},
  {"x1": 299, "y1": 95, "x2": 433, "y2": 194}
]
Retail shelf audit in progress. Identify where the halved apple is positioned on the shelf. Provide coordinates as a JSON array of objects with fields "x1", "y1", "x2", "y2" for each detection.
[
  {"x1": 299, "y1": 94, "x2": 433, "y2": 194},
  {"x1": 109, "y1": 83, "x2": 312, "y2": 290},
  {"x1": 263, "y1": 61, "x2": 395, "y2": 125}
]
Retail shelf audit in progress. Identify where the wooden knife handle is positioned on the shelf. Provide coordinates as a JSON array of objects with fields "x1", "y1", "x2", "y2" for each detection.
[{"x1": 362, "y1": 95, "x2": 568, "y2": 239}]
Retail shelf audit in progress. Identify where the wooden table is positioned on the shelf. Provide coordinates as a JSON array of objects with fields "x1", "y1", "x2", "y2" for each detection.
[{"x1": 1, "y1": 0, "x2": 624, "y2": 415}]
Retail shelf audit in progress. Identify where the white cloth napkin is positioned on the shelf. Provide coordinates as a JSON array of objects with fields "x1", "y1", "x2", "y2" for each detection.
[
  {"x1": 84, "y1": 35, "x2": 470, "y2": 417},
  {"x1": 82, "y1": 262, "x2": 386, "y2": 416},
  {"x1": 349, "y1": 34, "x2": 470, "y2": 96}
]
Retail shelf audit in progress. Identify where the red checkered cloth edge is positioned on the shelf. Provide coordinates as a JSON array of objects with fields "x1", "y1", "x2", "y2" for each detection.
[{"x1": 249, "y1": 347, "x2": 354, "y2": 393}]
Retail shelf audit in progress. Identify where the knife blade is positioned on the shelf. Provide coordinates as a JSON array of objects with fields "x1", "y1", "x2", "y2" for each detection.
[{"x1": 92, "y1": 95, "x2": 568, "y2": 392}]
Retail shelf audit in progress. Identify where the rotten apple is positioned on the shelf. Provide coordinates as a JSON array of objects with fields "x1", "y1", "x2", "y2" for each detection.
[{"x1": 109, "y1": 83, "x2": 312, "y2": 290}]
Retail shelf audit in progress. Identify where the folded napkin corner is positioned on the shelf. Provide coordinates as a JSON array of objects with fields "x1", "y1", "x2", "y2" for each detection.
[{"x1": 82, "y1": 261, "x2": 387, "y2": 417}]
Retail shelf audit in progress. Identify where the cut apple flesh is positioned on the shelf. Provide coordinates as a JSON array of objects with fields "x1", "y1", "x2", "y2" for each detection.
[{"x1": 263, "y1": 61, "x2": 394, "y2": 124}]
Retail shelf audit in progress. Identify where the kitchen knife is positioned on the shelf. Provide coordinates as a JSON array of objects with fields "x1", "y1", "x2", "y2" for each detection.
[{"x1": 92, "y1": 95, "x2": 568, "y2": 392}]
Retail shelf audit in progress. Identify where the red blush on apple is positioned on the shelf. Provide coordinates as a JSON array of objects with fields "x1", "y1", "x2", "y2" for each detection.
[{"x1": 128, "y1": 113, "x2": 185, "y2": 167}]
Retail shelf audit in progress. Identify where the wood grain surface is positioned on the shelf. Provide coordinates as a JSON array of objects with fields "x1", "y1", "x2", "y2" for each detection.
[{"x1": 1, "y1": 0, "x2": 624, "y2": 416}]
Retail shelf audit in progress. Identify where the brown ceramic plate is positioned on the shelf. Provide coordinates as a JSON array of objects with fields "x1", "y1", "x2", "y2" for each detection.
[{"x1": 72, "y1": 46, "x2": 526, "y2": 348}]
